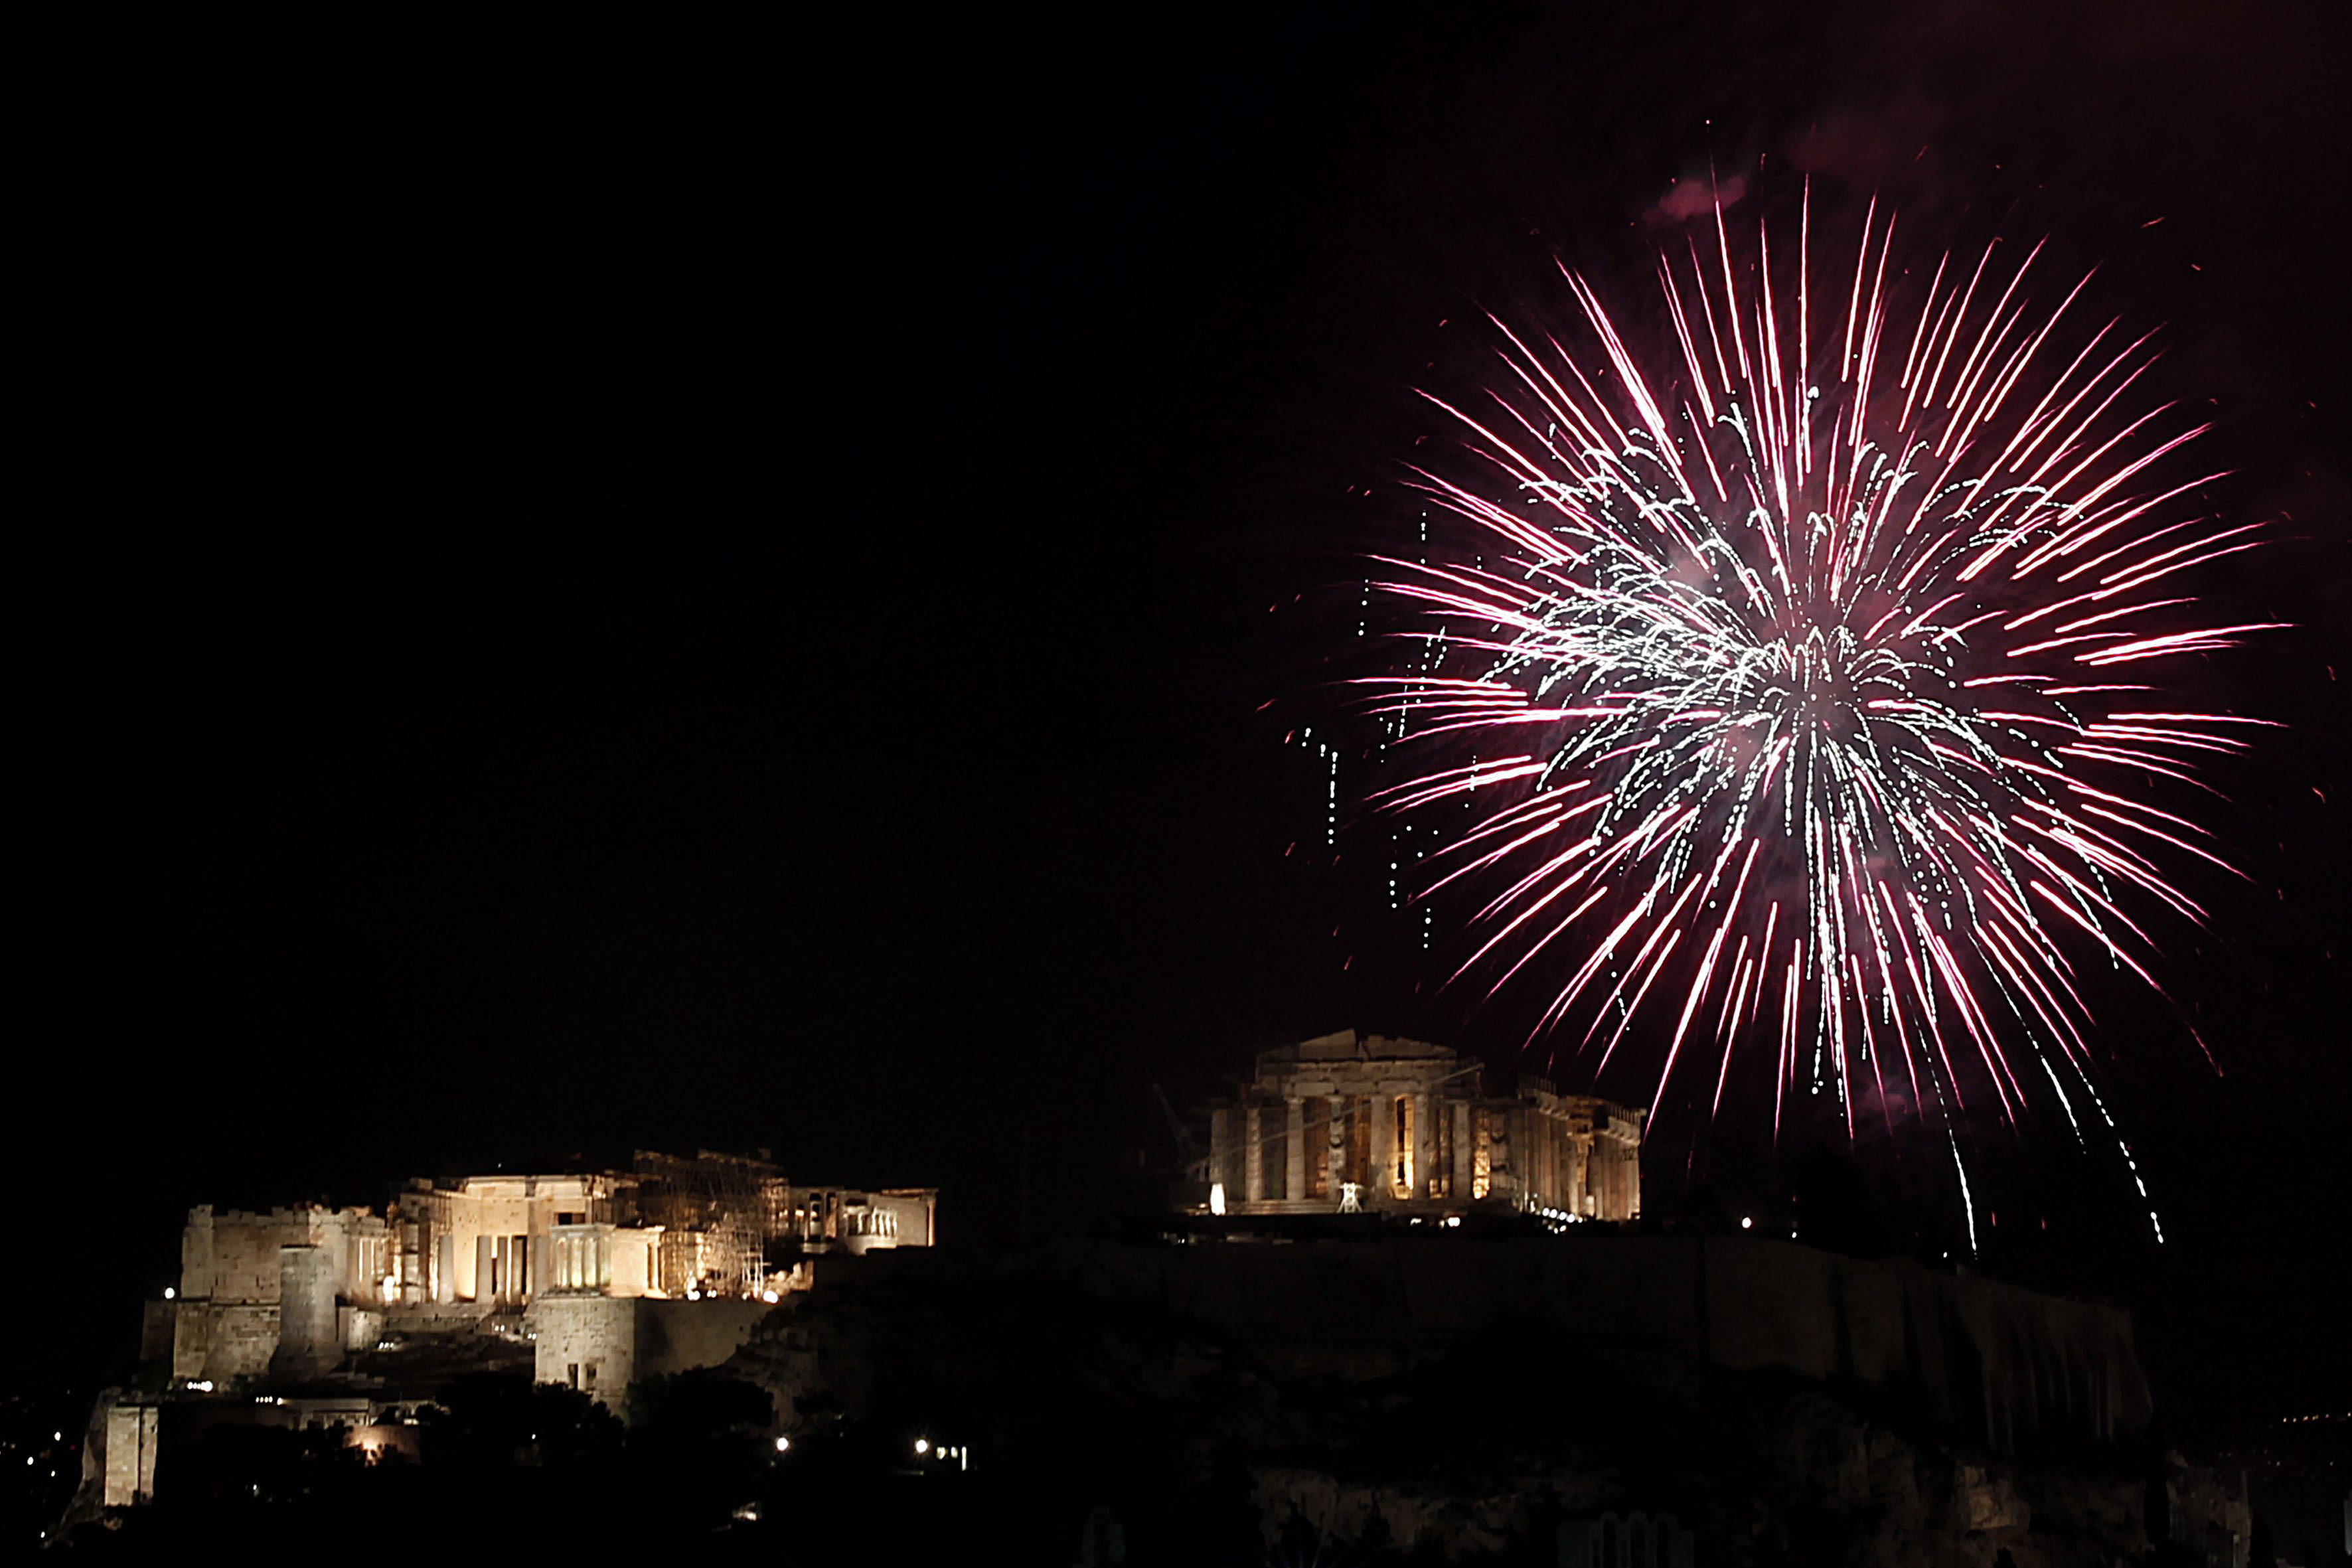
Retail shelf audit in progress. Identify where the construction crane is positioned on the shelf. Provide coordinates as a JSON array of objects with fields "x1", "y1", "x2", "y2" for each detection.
[{"x1": 1150, "y1": 1084, "x2": 1208, "y2": 1182}]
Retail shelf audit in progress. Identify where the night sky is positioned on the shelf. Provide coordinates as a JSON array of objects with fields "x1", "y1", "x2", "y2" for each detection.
[{"x1": 21, "y1": 5, "x2": 2345, "y2": 1435}]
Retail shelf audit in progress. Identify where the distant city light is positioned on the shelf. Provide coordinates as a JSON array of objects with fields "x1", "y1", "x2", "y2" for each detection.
[
  {"x1": 1741, "y1": 1217, "x2": 1753, "y2": 1230},
  {"x1": 774, "y1": 1436, "x2": 791, "y2": 1453},
  {"x1": 163, "y1": 1287, "x2": 175, "y2": 1300},
  {"x1": 1208, "y1": 1182, "x2": 1226, "y2": 1217},
  {"x1": 913, "y1": 1437, "x2": 930, "y2": 1456}
]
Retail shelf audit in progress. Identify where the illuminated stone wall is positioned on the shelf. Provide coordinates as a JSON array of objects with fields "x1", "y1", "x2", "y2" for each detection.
[
  {"x1": 177, "y1": 1206, "x2": 388, "y2": 1308},
  {"x1": 167, "y1": 1206, "x2": 390, "y2": 1385},
  {"x1": 525, "y1": 1295, "x2": 776, "y2": 1413},
  {"x1": 530, "y1": 1294, "x2": 638, "y2": 1403},
  {"x1": 100, "y1": 1401, "x2": 159, "y2": 1508},
  {"x1": 175, "y1": 1302, "x2": 277, "y2": 1382}
]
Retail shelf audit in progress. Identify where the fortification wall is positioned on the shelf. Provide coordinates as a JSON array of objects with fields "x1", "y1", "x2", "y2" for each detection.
[
  {"x1": 636, "y1": 1298, "x2": 771, "y2": 1381},
  {"x1": 525, "y1": 1295, "x2": 774, "y2": 1411},
  {"x1": 101, "y1": 1402, "x2": 159, "y2": 1508},
  {"x1": 272, "y1": 1245, "x2": 338, "y2": 1379},
  {"x1": 1013, "y1": 1235, "x2": 2150, "y2": 1455},
  {"x1": 530, "y1": 1295, "x2": 637, "y2": 1403},
  {"x1": 178, "y1": 1205, "x2": 374, "y2": 1306},
  {"x1": 168, "y1": 1302, "x2": 281, "y2": 1383}
]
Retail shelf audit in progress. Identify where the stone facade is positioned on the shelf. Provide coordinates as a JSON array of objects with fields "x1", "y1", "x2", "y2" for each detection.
[
  {"x1": 1201, "y1": 1031, "x2": 1644, "y2": 1221},
  {"x1": 392, "y1": 1171, "x2": 618, "y2": 1308}
]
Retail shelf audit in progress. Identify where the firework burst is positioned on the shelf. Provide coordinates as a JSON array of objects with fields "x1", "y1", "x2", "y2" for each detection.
[{"x1": 1361, "y1": 189, "x2": 2277, "y2": 1146}]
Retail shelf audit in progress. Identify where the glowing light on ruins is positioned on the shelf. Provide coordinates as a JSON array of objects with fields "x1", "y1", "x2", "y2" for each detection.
[{"x1": 1358, "y1": 187, "x2": 2276, "y2": 1154}]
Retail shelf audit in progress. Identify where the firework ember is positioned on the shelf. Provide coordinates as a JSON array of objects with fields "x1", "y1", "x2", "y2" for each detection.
[{"x1": 1362, "y1": 190, "x2": 2278, "y2": 1143}]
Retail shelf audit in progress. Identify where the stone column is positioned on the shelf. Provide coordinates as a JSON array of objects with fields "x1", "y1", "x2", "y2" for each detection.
[
  {"x1": 397, "y1": 1219, "x2": 424, "y2": 1306},
  {"x1": 1412, "y1": 1093, "x2": 1433, "y2": 1200},
  {"x1": 1537, "y1": 1113, "x2": 1557, "y2": 1207},
  {"x1": 1452, "y1": 1103, "x2": 1474, "y2": 1200},
  {"x1": 1243, "y1": 1106, "x2": 1265, "y2": 1204},
  {"x1": 1326, "y1": 1103, "x2": 1346, "y2": 1198},
  {"x1": 1209, "y1": 1109, "x2": 1234, "y2": 1206},
  {"x1": 1285, "y1": 1099, "x2": 1306, "y2": 1206},
  {"x1": 1370, "y1": 1091, "x2": 1394, "y2": 1200}
]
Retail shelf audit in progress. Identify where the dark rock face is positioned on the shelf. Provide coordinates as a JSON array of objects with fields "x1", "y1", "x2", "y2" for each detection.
[{"x1": 728, "y1": 1235, "x2": 2157, "y2": 1565}]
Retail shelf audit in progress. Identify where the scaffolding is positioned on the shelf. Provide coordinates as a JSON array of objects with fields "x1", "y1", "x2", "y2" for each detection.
[{"x1": 629, "y1": 1149, "x2": 780, "y2": 1296}]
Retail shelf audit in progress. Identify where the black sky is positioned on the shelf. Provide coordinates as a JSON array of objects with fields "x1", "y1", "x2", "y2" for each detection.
[{"x1": 19, "y1": 3, "x2": 2347, "y2": 1429}]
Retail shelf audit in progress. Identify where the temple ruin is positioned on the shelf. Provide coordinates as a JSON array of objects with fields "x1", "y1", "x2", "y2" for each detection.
[
  {"x1": 1198, "y1": 1031, "x2": 1644, "y2": 1221},
  {"x1": 152, "y1": 1149, "x2": 936, "y2": 1398},
  {"x1": 81, "y1": 1149, "x2": 935, "y2": 1512}
]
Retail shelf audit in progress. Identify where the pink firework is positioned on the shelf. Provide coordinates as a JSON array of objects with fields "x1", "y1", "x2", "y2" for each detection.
[{"x1": 1363, "y1": 189, "x2": 2278, "y2": 1140}]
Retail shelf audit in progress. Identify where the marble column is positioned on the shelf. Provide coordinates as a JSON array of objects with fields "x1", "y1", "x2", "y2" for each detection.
[
  {"x1": 1244, "y1": 1106, "x2": 1265, "y2": 1204},
  {"x1": 1452, "y1": 1103, "x2": 1474, "y2": 1200},
  {"x1": 1412, "y1": 1093, "x2": 1433, "y2": 1199},
  {"x1": 1326, "y1": 1102, "x2": 1347, "y2": 1198},
  {"x1": 1285, "y1": 1099, "x2": 1306, "y2": 1205}
]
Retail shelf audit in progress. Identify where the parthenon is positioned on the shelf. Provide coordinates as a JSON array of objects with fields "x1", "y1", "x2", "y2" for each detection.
[{"x1": 1200, "y1": 1031, "x2": 1644, "y2": 1221}]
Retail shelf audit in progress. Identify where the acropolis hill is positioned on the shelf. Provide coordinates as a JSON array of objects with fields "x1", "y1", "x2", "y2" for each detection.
[{"x1": 60, "y1": 1036, "x2": 2227, "y2": 1563}]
